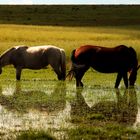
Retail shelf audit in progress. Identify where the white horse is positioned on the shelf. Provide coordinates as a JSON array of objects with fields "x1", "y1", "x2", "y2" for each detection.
[{"x1": 0, "y1": 45, "x2": 66, "y2": 80}]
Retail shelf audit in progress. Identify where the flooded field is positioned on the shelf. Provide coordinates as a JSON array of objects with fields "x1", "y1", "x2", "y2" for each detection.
[{"x1": 0, "y1": 68, "x2": 140, "y2": 139}]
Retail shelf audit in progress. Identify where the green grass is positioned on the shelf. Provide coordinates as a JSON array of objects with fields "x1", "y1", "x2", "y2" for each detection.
[
  {"x1": 16, "y1": 129, "x2": 56, "y2": 140},
  {"x1": 0, "y1": 67, "x2": 140, "y2": 139},
  {"x1": 67, "y1": 124, "x2": 138, "y2": 140}
]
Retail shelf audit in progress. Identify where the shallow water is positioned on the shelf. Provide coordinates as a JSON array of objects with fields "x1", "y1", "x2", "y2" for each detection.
[{"x1": 0, "y1": 80, "x2": 140, "y2": 139}]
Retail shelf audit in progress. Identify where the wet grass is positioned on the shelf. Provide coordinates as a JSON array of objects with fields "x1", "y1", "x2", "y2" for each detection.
[
  {"x1": 0, "y1": 67, "x2": 140, "y2": 139},
  {"x1": 16, "y1": 129, "x2": 56, "y2": 140},
  {"x1": 68, "y1": 124, "x2": 137, "y2": 140},
  {"x1": 67, "y1": 86, "x2": 140, "y2": 140}
]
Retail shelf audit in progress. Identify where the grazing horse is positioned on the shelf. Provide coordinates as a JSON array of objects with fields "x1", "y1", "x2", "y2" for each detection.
[
  {"x1": 67, "y1": 45, "x2": 139, "y2": 88},
  {"x1": 0, "y1": 45, "x2": 66, "y2": 80}
]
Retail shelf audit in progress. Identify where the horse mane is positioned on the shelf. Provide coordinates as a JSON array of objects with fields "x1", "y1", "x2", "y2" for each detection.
[
  {"x1": 0, "y1": 45, "x2": 28, "y2": 59},
  {"x1": 0, "y1": 47, "x2": 15, "y2": 60}
]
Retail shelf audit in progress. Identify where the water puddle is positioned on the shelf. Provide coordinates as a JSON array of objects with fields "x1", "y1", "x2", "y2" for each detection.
[{"x1": 0, "y1": 81, "x2": 140, "y2": 139}]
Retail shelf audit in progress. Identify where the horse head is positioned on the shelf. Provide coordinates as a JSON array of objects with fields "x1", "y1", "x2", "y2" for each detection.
[
  {"x1": 127, "y1": 47, "x2": 139, "y2": 87},
  {"x1": 129, "y1": 65, "x2": 140, "y2": 86},
  {"x1": 0, "y1": 47, "x2": 16, "y2": 75}
]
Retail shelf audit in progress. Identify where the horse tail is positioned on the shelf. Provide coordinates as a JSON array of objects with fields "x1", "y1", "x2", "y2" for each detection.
[
  {"x1": 66, "y1": 49, "x2": 85, "y2": 80},
  {"x1": 71, "y1": 49, "x2": 86, "y2": 68},
  {"x1": 71, "y1": 49, "x2": 76, "y2": 63},
  {"x1": 60, "y1": 49, "x2": 66, "y2": 80},
  {"x1": 66, "y1": 49, "x2": 76, "y2": 80}
]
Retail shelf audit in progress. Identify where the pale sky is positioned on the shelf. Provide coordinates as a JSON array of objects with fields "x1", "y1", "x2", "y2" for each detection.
[{"x1": 0, "y1": 0, "x2": 140, "y2": 4}]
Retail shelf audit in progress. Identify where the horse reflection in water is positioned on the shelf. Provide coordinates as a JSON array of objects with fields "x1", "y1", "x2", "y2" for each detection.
[
  {"x1": 70, "y1": 88, "x2": 138, "y2": 125},
  {"x1": 0, "y1": 82, "x2": 66, "y2": 113}
]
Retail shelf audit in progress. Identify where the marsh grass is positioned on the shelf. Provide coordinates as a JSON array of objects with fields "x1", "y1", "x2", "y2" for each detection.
[
  {"x1": 16, "y1": 129, "x2": 56, "y2": 140},
  {"x1": 67, "y1": 123, "x2": 138, "y2": 140},
  {"x1": 0, "y1": 68, "x2": 140, "y2": 139}
]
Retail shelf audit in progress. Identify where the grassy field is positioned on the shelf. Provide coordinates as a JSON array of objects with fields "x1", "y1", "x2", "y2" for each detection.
[{"x1": 0, "y1": 5, "x2": 140, "y2": 139}]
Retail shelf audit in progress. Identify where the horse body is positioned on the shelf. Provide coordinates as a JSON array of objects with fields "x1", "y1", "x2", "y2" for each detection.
[
  {"x1": 69, "y1": 45, "x2": 138, "y2": 88},
  {"x1": 75, "y1": 45, "x2": 132, "y2": 73},
  {"x1": 0, "y1": 45, "x2": 66, "y2": 80}
]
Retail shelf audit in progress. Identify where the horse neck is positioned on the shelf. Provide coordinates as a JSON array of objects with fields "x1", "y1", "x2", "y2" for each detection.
[{"x1": 0, "y1": 48, "x2": 14, "y2": 67}]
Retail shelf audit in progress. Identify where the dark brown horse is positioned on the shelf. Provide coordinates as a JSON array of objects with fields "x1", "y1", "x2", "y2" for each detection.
[{"x1": 67, "y1": 45, "x2": 139, "y2": 88}]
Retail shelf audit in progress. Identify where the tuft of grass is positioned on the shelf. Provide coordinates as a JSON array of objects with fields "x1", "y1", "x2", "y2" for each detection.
[
  {"x1": 16, "y1": 129, "x2": 56, "y2": 140},
  {"x1": 68, "y1": 124, "x2": 137, "y2": 140}
]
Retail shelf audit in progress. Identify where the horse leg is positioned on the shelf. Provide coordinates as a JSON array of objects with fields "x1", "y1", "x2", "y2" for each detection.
[
  {"x1": 75, "y1": 66, "x2": 89, "y2": 87},
  {"x1": 49, "y1": 61, "x2": 61, "y2": 80},
  {"x1": 115, "y1": 73, "x2": 123, "y2": 88},
  {"x1": 60, "y1": 49, "x2": 66, "y2": 80},
  {"x1": 54, "y1": 69, "x2": 62, "y2": 80},
  {"x1": 52, "y1": 66, "x2": 62, "y2": 80},
  {"x1": 16, "y1": 68, "x2": 22, "y2": 80},
  {"x1": 122, "y1": 72, "x2": 128, "y2": 88},
  {"x1": 76, "y1": 78, "x2": 83, "y2": 87}
]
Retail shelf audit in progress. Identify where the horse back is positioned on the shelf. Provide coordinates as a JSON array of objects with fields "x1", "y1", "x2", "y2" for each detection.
[
  {"x1": 73, "y1": 45, "x2": 117, "y2": 64},
  {"x1": 11, "y1": 45, "x2": 64, "y2": 69},
  {"x1": 74, "y1": 45, "x2": 131, "y2": 61}
]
